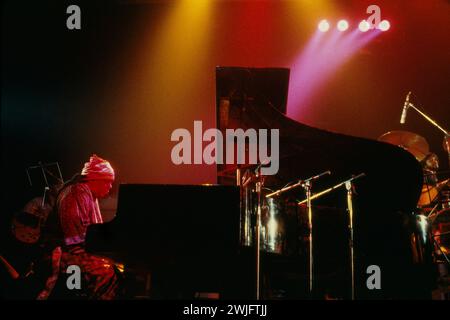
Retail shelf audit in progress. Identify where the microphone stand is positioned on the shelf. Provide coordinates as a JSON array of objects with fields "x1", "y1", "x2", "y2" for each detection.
[
  {"x1": 345, "y1": 180, "x2": 356, "y2": 300},
  {"x1": 303, "y1": 171, "x2": 331, "y2": 296},
  {"x1": 304, "y1": 179, "x2": 314, "y2": 295},
  {"x1": 404, "y1": 101, "x2": 449, "y2": 166},
  {"x1": 298, "y1": 173, "x2": 365, "y2": 299},
  {"x1": 298, "y1": 173, "x2": 366, "y2": 205},
  {"x1": 444, "y1": 135, "x2": 450, "y2": 168},
  {"x1": 268, "y1": 171, "x2": 331, "y2": 296},
  {"x1": 237, "y1": 166, "x2": 261, "y2": 299},
  {"x1": 239, "y1": 162, "x2": 271, "y2": 299},
  {"x1": 265, "y1": 170, "x2": 331, "y2": 199},
  {"x1": 255, "y1": 165, "x2": 264, "y2": 300}
]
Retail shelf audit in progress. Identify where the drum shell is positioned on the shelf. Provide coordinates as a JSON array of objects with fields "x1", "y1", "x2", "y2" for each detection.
[
  {"x1": 240, "y1": 188, "x2": 299, "y2": 255},
  {"x1": 410, "y1": 214, "x2": 434, "y2": 264},
  {"x1": 418, "y1": 170, "x2": 438, "y2": 207}
]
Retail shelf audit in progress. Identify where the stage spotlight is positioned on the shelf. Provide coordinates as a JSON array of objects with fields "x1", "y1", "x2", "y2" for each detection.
[
  {"x1": 318, "y1": 19, "x2": 330, "y2": 32},
  {"x1": 358, "y1": 20, "x2": 370, "y2": 32},
  {"x1": 378, "y1": 20, "x2": 390, "y2": 31},
  {"x1": 337, "y1": 20, "x2": 349, "y2": 31}
]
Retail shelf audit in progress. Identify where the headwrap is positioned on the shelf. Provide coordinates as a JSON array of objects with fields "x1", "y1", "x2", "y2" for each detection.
[{"x1": 81, "y1": 154, "x2": 115, "y2": 181}]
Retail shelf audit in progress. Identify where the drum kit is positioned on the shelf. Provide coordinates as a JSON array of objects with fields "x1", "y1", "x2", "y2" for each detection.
[
  {"x1": 381, "y1": 92, "x2": 450, "y2": 267},
  {"x1": 378, "y1": 130, "x2": 450, "y2": 262}
]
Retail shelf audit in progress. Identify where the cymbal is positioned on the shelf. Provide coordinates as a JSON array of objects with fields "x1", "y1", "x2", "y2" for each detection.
[{"x1": 378, "y1": 130, "x2": 429, "y2": 161}]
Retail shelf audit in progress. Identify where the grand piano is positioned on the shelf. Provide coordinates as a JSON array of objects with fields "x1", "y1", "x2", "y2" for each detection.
[{"x1": 86, "y1": 67, "x2": 436, "y2": 299}]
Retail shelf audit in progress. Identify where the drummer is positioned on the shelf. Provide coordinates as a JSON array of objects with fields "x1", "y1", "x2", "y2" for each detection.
[{"x1": 421, "y1": 153, "x2": 439, "y2": 186}]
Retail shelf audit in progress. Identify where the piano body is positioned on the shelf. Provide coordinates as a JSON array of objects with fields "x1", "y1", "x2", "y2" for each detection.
[
  {"x1": 85, "y1": 184, "x2": 250, "y2": 298},
  {"x1": 86, "y1": 67, "x2": 436, "y2": 299}
]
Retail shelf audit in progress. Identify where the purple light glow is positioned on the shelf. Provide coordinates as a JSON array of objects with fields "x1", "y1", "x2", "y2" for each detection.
[{"x1": 287, "y1": 28, "x2": 381, "y2": 121}]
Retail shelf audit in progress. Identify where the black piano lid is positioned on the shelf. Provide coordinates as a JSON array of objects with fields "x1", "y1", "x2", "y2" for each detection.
[{"x1": 215, "y1": 66, "x2": 423, "y2": 215}]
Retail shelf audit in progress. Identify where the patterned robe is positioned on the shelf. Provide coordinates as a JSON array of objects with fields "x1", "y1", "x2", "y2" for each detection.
[{"x1": 56, "y1": 182, "x2": 120, "y2": 300}]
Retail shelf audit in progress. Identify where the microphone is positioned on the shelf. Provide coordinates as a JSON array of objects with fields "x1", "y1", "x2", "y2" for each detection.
[{"x1": 400, "y1": 91, "x2": 411, "y2": 124}]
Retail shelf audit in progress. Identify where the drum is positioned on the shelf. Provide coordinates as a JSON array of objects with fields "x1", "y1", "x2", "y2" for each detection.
[
  {"x1": 260, "y1": 197, "x2": 286, "y2": 254},
  {"x1": 441, "y1": 190, "x2": 450, "y2": 209},
  {"x1": 11, "y1": 211, "x2": 42, "y2": 244},
  {"x1": 410, "y1": 213, "x2": 433, "y2": 264},
  {"x1": 418, "y1": 183, "x2": 439, "y2": 207},
  {"x1": 241, "y1": 187, "x2": 295, "y2": 255},
  {"x1": 418, "y1": 176, "x2": 449, "y2": 208}
]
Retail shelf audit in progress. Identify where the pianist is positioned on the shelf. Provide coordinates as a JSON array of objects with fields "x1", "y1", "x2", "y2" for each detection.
[{"x1": 55, "y1": 154, "x2": 120, "y2": 299}]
